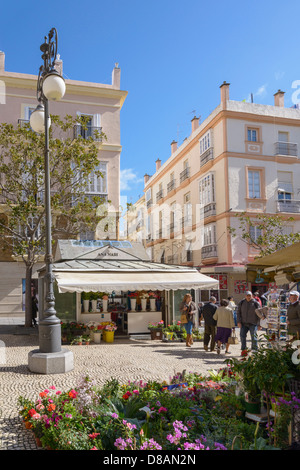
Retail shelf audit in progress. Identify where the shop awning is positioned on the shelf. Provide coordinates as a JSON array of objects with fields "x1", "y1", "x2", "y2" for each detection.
[
  {"x1": 247, "y1": 242, "x2": 300, "y2": 271},
  {"x1": 51, "y1": 260, "x2": 219, "y2": 293}
]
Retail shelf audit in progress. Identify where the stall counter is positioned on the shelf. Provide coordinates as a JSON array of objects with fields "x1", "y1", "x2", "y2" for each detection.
[{"x1": 125, "y1": 311, "x2": 162, "y2": 334}]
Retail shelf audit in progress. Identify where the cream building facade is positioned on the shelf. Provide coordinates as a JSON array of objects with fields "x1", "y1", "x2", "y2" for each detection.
[
  {"x1": 0, "y1": 51, "x2": 127, "y2": 315},
  {"x1": 127, "y1": 82, "x2": 300, "y2": 303}
]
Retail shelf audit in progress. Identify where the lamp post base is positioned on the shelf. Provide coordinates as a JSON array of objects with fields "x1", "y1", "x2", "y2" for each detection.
[{"x1": 28, "y1": 348, "x2": 74, "y2": 374}]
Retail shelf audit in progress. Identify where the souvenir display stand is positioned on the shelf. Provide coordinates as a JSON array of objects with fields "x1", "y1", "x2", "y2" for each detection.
[{"x1": 265, "y1": 289, "x2": 288, "y2": 348}]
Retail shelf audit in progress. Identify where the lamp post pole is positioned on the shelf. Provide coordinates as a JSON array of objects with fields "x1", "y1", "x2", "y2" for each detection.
[{"x1": 28, "y1": 28, "x2": 73, "y2": 374}]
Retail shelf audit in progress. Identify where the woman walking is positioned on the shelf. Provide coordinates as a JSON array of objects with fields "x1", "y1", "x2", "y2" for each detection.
[
  {"x1": 213, "y1": 299, "x2": 235, "y2": 354},
  {"x1": 179, "y1": 293, "x2": 197, "y2": 347}
]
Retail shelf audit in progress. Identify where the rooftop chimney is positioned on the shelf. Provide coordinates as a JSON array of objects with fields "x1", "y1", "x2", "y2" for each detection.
[
  {"x1": 171, "y1": 140, "x2": 177, "y2": 154},
  {"x1": 274, "y1": 89, "x2": 285, "y2": 107},
  {"x1": 155, "y1": 158, "x2": 161, "y2": 171},
  {"x1": 0, "y1": 51, "x2": 5, "y2": 72},
  {"x1": 191, "y1": 116, "x2": 199, "y2": 132},
  {"x1": 54, "y1": 54, "x2": 63, "y2": 76},
  {"x1": 220, "y1": 81, "x2": 230, "y2": 109},
  {"x1": 144, "y1": 173, "x2": 150, "y2": 185},
  {"x1": 112, "y1": 63, "x2": 120, "y2": 89}
]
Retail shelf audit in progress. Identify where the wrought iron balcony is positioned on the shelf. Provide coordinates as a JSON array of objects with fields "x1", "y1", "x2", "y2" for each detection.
[
  {"x1": 277, "y1": 199, "x2": 300, "y2": 213},
  {"x1": 74, "y1": 124, "x2": 102, "y2": 142},
  {"x1": 200, "y1": 147, "x2": 214, "y2": 166},
  {"x1": 200, "y1": 202, "x2": 216, "y2": 219},
  {"x1": 167, "y1": 179, "x2": 176, "y2": 193},
  {"x1": 180, "y1": 167, "x2": 190, "y2": 183},
  {"x1": 201, "y1": 244, "x2": 218, "y2": 259},
  {"x1": 156, "y1": 189, "x2": 164, "y2": 202},
  {"x1": 274, "y1": 141, "x2": 298, "y2": 157}
]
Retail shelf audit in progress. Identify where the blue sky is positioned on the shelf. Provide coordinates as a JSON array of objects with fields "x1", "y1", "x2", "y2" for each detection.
[{"x1": 1, "y1": 0, "x2": 300, "y2": 206}]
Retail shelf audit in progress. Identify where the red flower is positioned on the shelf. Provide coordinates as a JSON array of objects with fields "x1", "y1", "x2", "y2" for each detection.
[
  {"x1": 68, "y1": 389, "x2": 78, "y2": 399},
  {"x1": 88, "y1": 433, "x2": 100, "y2": 439},
  {"x1": 47, "y1": 404, "x2": 56, "y2": 412},
  {"x1": 28, "y1": 408, "x2": 37, "y2": 417}
]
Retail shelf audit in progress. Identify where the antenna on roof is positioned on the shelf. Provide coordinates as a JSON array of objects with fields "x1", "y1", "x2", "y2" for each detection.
[{"x1": 251, "y1": 93, "x2": 254, "y2": 103}]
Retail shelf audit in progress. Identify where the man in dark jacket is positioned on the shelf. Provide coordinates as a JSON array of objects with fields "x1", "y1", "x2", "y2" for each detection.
[
  {"x1": 287, "y1": 291, "x2": 300, "y2": 339},
  {"x1": 202, "y1": 296, "x2": 217, "y2": 351},
  {"x1": 237, "y1": 291, "x2": 260, "y2": 353}
]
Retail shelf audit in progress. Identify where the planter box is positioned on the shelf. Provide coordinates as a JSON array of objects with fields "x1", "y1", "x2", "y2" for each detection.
[{"x1": 149, "y1": 329, "x2": 163, "y2": 340}]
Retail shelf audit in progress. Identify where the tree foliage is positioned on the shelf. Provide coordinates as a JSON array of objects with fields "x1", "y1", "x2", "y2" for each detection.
[
  {"x1": 228, "y1": 212, "x2": 300, "y2": 258},
  {"x1": 0, "y1": 114, "x2": 107, "y2": 325}
]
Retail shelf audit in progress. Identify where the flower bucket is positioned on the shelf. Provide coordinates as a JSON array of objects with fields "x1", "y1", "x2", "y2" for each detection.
[
  {"x1": 141, "y1": 298, "x2": 147, "y2": 311},
  {"x1": 91, "y1": 300, "x2": 97, "y2": 311},
  {"x1": 130, "y1": 298, "x2": 136, "y2": 311},
  {"x1": 102, "y1": 299, "x2": 108, "y2": 312},
  {"x1": 150, "y1": 298, "x2": 156, "y2": 311},
  {"x1": 93, "y1": 332, "x2": 102, "y2": 344},
  {"x1": 150, "y1": 329, "x2": 163, "y2": 340},
  {"x1": 165, "y1": 332, "x2": 174, "y2": 341},
  {"x1": 83, "y1": 299, "x2": 89, "y2": 313},
  {"x1": 103, "y1": 331, "x2": 114, "y2": 343}
]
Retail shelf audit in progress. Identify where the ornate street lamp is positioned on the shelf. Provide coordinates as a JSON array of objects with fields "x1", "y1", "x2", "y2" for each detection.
[{"x1": 28, "y1": 28, "x2": 73, "y2": 374}]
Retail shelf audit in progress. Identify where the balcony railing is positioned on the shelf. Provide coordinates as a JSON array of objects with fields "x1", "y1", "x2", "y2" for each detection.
[
  {"x1": 179, "y1": 167, "x2": 190, "y2": 183},
  {"x1": 156, "y1": 189, "x2": 164, "y2": 202},
  {"x1": 18, "y1": 119, "x2": 30, "y2": 128},
  {"x1": 277, "y1": 199, "x2": 300, "y2": 213},
  {"x1": 167, "y1": 179, "x2": 176, "y2": 193},
  {"x1": 274, "y1": 141, "x2": 298, "y2": 157},
  {"x1": 201, "y1": 244, "x2": 218, "y2": 260},
  {"x1": 200, "y1": 147, "x2": 214, "y2": 166},
  {"x1": 74, "y1": 124, "x2": 102, "y2": 142},
  {"x1": 200, "y1": 202, "x2": 216, "y2": 219}
]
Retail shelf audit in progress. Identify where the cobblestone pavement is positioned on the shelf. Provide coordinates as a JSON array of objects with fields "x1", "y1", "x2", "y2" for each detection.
[{"x1": 0, "y1": 321, "x2": 243, "y2": 450}]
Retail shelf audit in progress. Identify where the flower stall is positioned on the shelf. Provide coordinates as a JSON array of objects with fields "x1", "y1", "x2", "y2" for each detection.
[{"x1": 38, "y1": 240, "x2": 218, "y2": 336}]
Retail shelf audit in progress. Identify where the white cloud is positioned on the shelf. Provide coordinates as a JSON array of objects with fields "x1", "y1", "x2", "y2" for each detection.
[
  {"x1": 246, "y1": 83, "x2": 268, "y2": 102},
  {"x1": 120, "y1": 168, "x2": 143, "y2": 191},
  {"x1": 255, "y1": 83, "x2": 268, "y2": 97}
]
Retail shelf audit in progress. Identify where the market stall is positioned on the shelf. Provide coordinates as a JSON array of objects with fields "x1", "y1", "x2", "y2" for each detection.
[{"x1": 38, "y1": 240, "x2": 219, "y2": 334}]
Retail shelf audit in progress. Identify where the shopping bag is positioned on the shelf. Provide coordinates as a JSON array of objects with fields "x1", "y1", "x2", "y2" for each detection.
[
  {"x1": 228, "y1": 331, "x2": 239, "y2": 344},
  {"x1": 180, "y1": 313, "x2": 188, "y2": 324}
]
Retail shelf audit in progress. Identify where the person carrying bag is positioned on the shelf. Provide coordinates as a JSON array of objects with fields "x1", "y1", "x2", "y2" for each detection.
[{"x1": 179, "y1": 294, "x2": 197, "y2": 347}]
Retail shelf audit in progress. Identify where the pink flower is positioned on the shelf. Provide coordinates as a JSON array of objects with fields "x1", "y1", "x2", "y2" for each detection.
[{"x1": 158, "y1": 407, "x2": 167, "y2": 413}]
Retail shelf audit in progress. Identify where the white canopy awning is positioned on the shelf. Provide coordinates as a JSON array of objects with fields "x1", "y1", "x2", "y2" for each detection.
[{"x1": 52, "y1": 261, "x2": 219, "y2": 293}]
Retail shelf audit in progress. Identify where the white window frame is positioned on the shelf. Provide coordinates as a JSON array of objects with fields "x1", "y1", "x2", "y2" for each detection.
[
  {"x1": 248, "y1": 170, "x2": 261, "y2": 198},
  {"x1": 200, "y1": 130, "x2": 211, "y2": 155},
  {"x1": 202, "y1": 223, "x2": 216, "y2": 246},
  {"x1": 199, "y1": 172, "x2": 215, "y2": 206}
]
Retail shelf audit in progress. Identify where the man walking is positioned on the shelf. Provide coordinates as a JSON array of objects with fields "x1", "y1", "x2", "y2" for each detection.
[
  {"x1": 202, "y1": 296, "x2": 217, "y2": 351},
  {"x1": 287, "y1": 291, "x2": 300, "y2": 340},
  {"x1": 237, "y1": 291, "x2": 260, "y2": 354}
]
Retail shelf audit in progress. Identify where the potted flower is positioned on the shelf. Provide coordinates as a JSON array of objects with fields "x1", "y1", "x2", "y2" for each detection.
[
  {"x1": 94, "y1": 324, "x2": 105, "y2": 343},
  {"x1": 140, "y1": 292, "x2": 149, "y2": 311},
  {"x1": 71, "y1": 335, "x2": 83, "y2": 345},
  {"x1": 103, "y1": 322, "x2": 117, "y2": 343},
  {"x1": 148, "y1": 292, "x2": 157, "y2": 311},
  {"x1": 128, "y1": 292, "x2": 138, "y2": 311},
  {"x1": 148, "y1": 320, "x2": 164, "y2": 340},
  {"x1": 228, "y1": 355, "x2": 261, "y2": 414},
  {"x1": 90, "y1": 292, "x2": 99, "y2": 312},
  {"x1": 102, "y1": 293, "x2": 109, "y2": 312},
  {"x1": 81, "y1": 292, "x2": 90, "y2": 312},
  {"x1": 82, "y1": 335, "x2": 91, "y2": 345}
]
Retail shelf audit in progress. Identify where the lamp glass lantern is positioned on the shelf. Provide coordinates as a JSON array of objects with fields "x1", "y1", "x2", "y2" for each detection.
[
  {"x1": 29, "y1": 104, "x2": 51, "y2": 133},
  {"x1": 42, "y1": 70, "x2": 66, "y2": 101}
]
